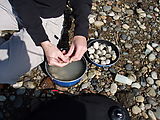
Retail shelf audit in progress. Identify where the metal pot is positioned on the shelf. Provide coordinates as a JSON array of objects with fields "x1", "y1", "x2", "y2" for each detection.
[{"x1": 45, "y1": 57, "x2": 87, "y2": 87}]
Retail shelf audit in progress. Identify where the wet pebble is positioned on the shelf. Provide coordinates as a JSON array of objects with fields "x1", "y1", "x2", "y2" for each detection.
[
  {"x1": 148, "y1": 53, "x2": 156, "y2": 61},
  {"x1": 148, "y1": 110, "x2": 157, "y2": 120},
  {"x1": 131, "y1": 83, "x2": 141, "y2": 89},
  {"x1": 146, "y1": 77, "x2": 154, "y2": 85},
  {"x1": 0, "y1": 96, "x2": 6, "y2": 102},
  {"x1": 135, "y1": 95, "x2": 144, "y2": 103},
  {"x1": 16, "y1": 87, "x2": 26, "y2": 95},
  {"x1": 103, "y1": 6, "x2": 112, "y2": 12},
  {"x1": 122, "y1": 24, "x2": 129, "y2": 29},
  {"x1": 132, "y1": 105, "x2": 141, "y2": 114},
  {"x1": 146, "y1": 87, "x2": 156, "y2": 97},
  {"x1": 12, "y1": 81, "x2": 23, "y2": 88},
  {"x1": 125, "y1": 64, "x2": 133, "y2": 71},
  {"x1": 151, "y1": 71, "x2": 158, "y2": 79},
  {"x1": 110, "y1": 83, "x2": 117, "y2": 95},
  {"x1": 94, "y1": 21, "x2": 104, "y2": 28},
  {"x1": 155, "y1": 107, "x2": 160, "y2": 119}
]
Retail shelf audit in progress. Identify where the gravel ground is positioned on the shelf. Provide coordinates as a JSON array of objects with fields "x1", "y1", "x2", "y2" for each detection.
[{"x1": 0, "y1": 0, "x2": 160, "y2": 120}]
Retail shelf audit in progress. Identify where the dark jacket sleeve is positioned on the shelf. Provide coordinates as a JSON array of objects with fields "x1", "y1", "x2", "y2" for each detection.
[
  {"x1": 10, "y1": 0, "x2": 49, "y2": 46},
  {"x1": 70, "y1": 0, "x2": 92, "y2": 38}
]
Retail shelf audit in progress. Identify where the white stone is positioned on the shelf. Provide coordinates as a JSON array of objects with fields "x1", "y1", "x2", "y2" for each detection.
[
  {"x1": 146, "y1": 77, "x2": 154, "y2": 85},
  {"x1": 112, "y1": 54, "x2": 117, "y2": 61},
  {"x1": 96, "y1": 50, "x2": 101, "y2": 55},
  {"x1": 102, "y1": 50, "x2": 107, "y2": 55},
  {"x1": 122, "y1": 24, "x2": 130, "y2": 30},
  {"x1": 12, "y1": 81, "x2": 23, "y2": 88},
  {"x1": 94, "y1": 21, "x2": 104, "y2": 28},
  {"x1": 132, "y1": 105, "x2": 141, "y2": 114},
  {"x1": 136, "y1": 96, "x2": 144, "y2": 102},
  {"x1": 81, "y1": 82, "x2": 91, "y2": 90},
  {"x1": 106, "y1": 59, "x2": 111, "y2": 64},
  {"x1": 88, "y1": 47, "x2": 95, "y2": 54},
  {"x1": 139, "y1": 24, "x2": 146, "y2": 30},
  {"x1": 100, "y1": 57, "x2": 106, "y2": 61},
  {"x1": 155, "y1": 80, "x2": 160, "y2": 86},
  {"x1": 115, "y1": 74, "x2": 133, "y2": 85},
  {"x1": 113, "y1": 15, "x2": 120, "y2": 20},
  {"x1": 148, "y1": 110, "x2": 157, "y2": 120},
  {"x1": 156, "y1": 46, "x2": 160, "y2": 52},
  {"x1": 139, "y1": 12, "x2": 146, "y2": 18},
  {"x1": 154, "y1": 7, "x2": 160, "y2": 12},
  {"x1": 151, "y1": 71, "x2": 158, "y2": 79},
  {"x1": 106, "y1": 54, "x2": 112, "y2": 58},
  {"x1": 131, "y1": 82, "x2": 141, "y2": 89},
  {"x1": 128, "y1": 74, "x2": 137, "y2": 82},
  {"x1": 110, "y1": 83, "x2": 118, "y2": 95},
  {"x1": 89, "y1": 17, "x2": 95, "y2": 24},
  {"x1": 94, "y1": 59, "x2": 100, "y2": 64},
  {"x1": 151, "y1": 43, "x2": 159, "y2": 48},
  {"x1": 93, "y1": 42, "x2": 99, "y2": 49},
  {"x1": 136, "y1": 8, "x2": 145, "y2": 14},
  {"x1": 99, "y1": 44, "x2": 105, "y2": 50},
  {"x1": 147, "y1": 44, "x2": 154, "y2": 51},
  {"x1": 107, "y1": 46, "x2": 112, "y2": 52},
  {"x1": 94, "y1": 54, "x2": 99, "y2": 59},
  {"x1": 148, "y1": 53, "x2": 156, "y2": 61},
  {"x1": 101, "y1": 61, "x2": 106, "y2": 65},
  {"x1": 108, "y1": 12, "x2": 115, "y2": 16}
]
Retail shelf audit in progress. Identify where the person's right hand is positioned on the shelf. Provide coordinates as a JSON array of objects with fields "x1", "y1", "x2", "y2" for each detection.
[{"x1": 41, "y1": 41, "x2": 69, "y2": 67}]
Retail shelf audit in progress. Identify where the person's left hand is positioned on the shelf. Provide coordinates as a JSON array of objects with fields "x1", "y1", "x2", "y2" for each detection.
[{"x1": 65, "y1": 36, "x2": 87, "y2": 62}]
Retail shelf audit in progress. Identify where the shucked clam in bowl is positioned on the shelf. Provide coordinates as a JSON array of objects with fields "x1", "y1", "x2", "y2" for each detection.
[
  {"x1": 45, "y1": 57, "x2": 87, "y2": 87},
  {"x1": 85, "y1": 39, "x2": 120, "y2": 68}
]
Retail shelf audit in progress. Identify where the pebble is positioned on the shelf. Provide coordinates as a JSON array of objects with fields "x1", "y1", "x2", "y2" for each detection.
[
  {"x1": 113, "y1": 15, "x2": 120, "y2": 20},
  {"x1": 155, "y1": 80, "x2": 160, "y2": 86},
  {"x1": 154, "y1": 7, "x2": 160, "y2": 12},
  {"x1": 145, "y1": 104, "x2": 152, "y2": 110},
  {"x1": 128, "y1": 74, "x2": 137, "y2": 82},
  {"x1": 108, "y1": 12, "x2": 115, "y2": 16},
  {"x1": 103, "y1": 6, "x2": 112, "y2": 12},
  {"x1": 16, "y1": 87, "x2": 26, "y2": 95},
  {"x1": 131, "y1": 83, "x2": 141, "y2": 89},
  {"x1": 12, "y1": 81, "x2": 23, "y2": 88},
  {"x1": 140, "y1": 76, "x2": 147, "y2": 87},
  {"x1": 124, "y1": 43, "x2": 132, "y2": 49},
  {"x1": 125, "y1": 64, "x2": 133, "y2": 71},
  {"x1": 132, "y1": 105, "x2": 141, "y2": 114},
  {"x1": 135, "y1": 95, "x2": 144, "y2": 102},
  {"x1": 81, "y1": 82, "x2": 91, "y2": 90},
  {"x1": 148, "y1": 53, "x2": 156, "y2": 61},
  {"x1": 0, "y1": 95, "x2": 6, "y2": 102},
  {"x1": 148, "y1": 110, "x2": 157, "y2": 120},
  {"x1": 94, "y1": 21, "x2": 104, "y2": 28},
  {"x1": 126, "y1": 10, "x2": 134, "y2": 16},
  {"x1": 151, "y1": 43, "x2": 159, "y2": 48},
  {"x1": 146, "y1": 77, "x2": 154, "y2": 85},
  {"x1": 122, "y1": 24, "x2": 130, "y2": 30},
  {"x1": 142, "y1": 112, "x2": 149, "y2": 119},
  {"x1": 151, "y1": 71, "x2": 158, "y2": 79},
  {"x1": 155, "y1": 107, "x2": 160, "y2": 119},
  {"x1": 110, "y1": 83, "x2": 118, "y2": 95},
  {"x1": 115, "y1": 74, "x2": 133, "y2": 85},
  {"x1": 121, "y1": 34, "x2": 128, "y2": 40},
  {"x1": 146, "y1": 87, "x2": 156, "y2": 97},
  {"x1": 112, "y1": 6, "x2": 121, "y2": 13},
  {"x1": 147, "y1": 97, "x2": 158, "y2": 106},
  {"x1": 23, "y1": 81, "x2": 36, "y2": 89},
  {"x1": 156, "y1": 46, "x2": 160, "y2": 52}
]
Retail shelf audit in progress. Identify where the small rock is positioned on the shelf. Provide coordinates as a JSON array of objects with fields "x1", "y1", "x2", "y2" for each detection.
[
  {"x1": 146, "y1": 87, "x2": 156, "y2": 97},
  {"x1": 93, "y1": 42, "x2": 99, "y2": 50},
  {"x1": 103, "y1": 6, "x2": 112, "y2": 12},
  {"x1": 131, "y1": 83, "x2": 141, "y2": 89},
  {"x1": 148, "y1": 53, "x2": 156, "y2": 61},
  {"x1": 148, "y1": 110, "x2": 157, "y2": 120},
  {"x1": 151, "y1": 43, "x2": 158, "y2": 48},
  {"x1": 108, "y1": 12, "x2": 115, "y2": 16},
  {"x1": 113, "y1": 15, "x2": 120, "y2": 20},
  {"x1": 16, "y1": 87, "x2": 26, "y2": 95},
  {"x1": 121, "y1": 34, "x2": 128, "y2": 40},
  {"x1": 126, "y1": 10, "x2": 134, "y2": 15},
  {"x1": 142, "y1": 112, "x2": 149, "y2": 119},
  {"x1": 110, "y1": 83, "x2": 117, "y2": 95},
  {"x1": 146, "y1": 77, "x2": 154, "y2": 85},
  {"x1": 154, "y1": 7, "x2": 160, "y2": 12},
  {"x1": 140, "y1": 76, "x2": 147, "y2": 87},
  {"x1": 135, "y1": 95, "x2": 145, "y2": 102},
  {"x1": 23, "y1": 81, "x2": 36, "y2": 89},
  {"x1": 112, "y1": 6, "x2": 121, "y2": 12},
  {"x1": 147, "y1": 97, "x2": 158, "y2": 106},
  {"x1": 128, "y1": 74, "x2": 137, "y2": 82},
  {"x1": 0, "y1": 95, "x2": 6, "y2": 102},
  {"x1": 122, "y1": 24, "x2": 129, "y2": 30},
  {"x1": 156, "y1": 46, "x2": 160, "y2": 52},
  {"x1": 155, "y1": 107, "x2": 160, "y2": 119},
  {"x1": 115, "y1": 74, "x2": 133, "y2": 85},
  {"x1": 81, "y1": 82, "x2": 91, "y2": 90},
  {"x1": 139, "y1": 24, "x2": 146, "y2": 30},
  {"x1": 155, "y1": 80, "x2": 160, "y2": 86},
  {"x1": 125, "y1": 64, "x2": 133, "y2": 71},
  {"x1": 132, "y1": 105, "x2": 141, "y2": 114},
  {"x1": 151, "y1": 71, "x2": 158, "y2": 79},
  {"x1": 125, "y1": 43, "x2": 132, "y2": 49},
  {"x1": 12, "y1": 81, "x2": 23, "y2": 88},
  {"x1": 145, "y1": 104, "x2": 152, "y2": 110},
  {"x1": 94, "y1": 21, "x2": 104, "y2": 28}
]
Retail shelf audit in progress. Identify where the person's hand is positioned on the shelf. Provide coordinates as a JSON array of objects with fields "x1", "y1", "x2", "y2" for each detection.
[
  {"x1": 41, "y1": 41, "x2": 69, "y2": 67},
  {"x1": 65, "y1": 36, "x2": 87, "y2": 62}
]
